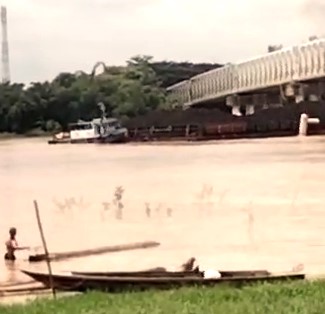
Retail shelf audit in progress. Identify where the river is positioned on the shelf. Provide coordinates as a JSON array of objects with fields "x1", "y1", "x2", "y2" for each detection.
[{"x1": 0, "y1": 136, "x2": 325, "y2": 284}]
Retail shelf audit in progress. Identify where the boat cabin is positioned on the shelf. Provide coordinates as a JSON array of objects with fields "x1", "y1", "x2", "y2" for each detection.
[{"x1": 69, "y1": 118, "x2": 121, "y2": 141}]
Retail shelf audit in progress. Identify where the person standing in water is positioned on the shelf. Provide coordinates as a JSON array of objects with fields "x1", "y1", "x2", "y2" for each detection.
[{"x1": 4, "y1": 227, "x2": 29, "y2": 261}]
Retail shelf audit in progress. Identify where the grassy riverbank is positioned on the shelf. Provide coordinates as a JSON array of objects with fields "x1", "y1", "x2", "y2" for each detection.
[{"x1": 1, "y1": 280, "x2": 325, "y2": 314}]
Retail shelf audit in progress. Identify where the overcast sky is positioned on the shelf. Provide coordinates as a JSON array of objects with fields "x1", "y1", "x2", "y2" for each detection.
[{"x1": 1, "y1": 0, "x2": 324, "y2": 84}]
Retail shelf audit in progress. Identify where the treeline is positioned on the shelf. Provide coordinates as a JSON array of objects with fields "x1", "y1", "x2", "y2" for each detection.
[{"x1": 0, "y1": 55, "x2": 221, "y2": 134}]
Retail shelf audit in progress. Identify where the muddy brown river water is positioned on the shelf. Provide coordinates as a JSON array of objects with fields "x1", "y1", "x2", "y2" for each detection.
[{"x1": 1, "y1": 136, "x2": 325, "y2": 285}]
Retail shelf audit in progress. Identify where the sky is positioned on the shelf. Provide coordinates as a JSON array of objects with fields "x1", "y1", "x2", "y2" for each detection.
[{"x1": 1, "y1": 0, "x2": 325, "y2": 84}]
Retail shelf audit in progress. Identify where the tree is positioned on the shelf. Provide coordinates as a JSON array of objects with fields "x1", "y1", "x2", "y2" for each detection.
[{"x1": 0, "y1": 56, "x2": 219, "y2": 134}]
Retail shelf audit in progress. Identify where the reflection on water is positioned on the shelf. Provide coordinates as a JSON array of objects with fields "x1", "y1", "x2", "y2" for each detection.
[
  {"x1": 3, "y1": 260, "x2": 17, "y2": 284},
  {"x1": 1, "y1": 136, "x2": 325, "y2": 284}
]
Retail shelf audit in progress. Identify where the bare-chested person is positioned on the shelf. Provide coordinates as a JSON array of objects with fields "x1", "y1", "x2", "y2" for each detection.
[
  {"x1": 4, "y1": 227, "x2": 29, "y2": 261},
  {"x1": 180, "y1": 257, "x2": 199, "y2": 272},
  {"x1": 144, "y1": 257, "x2": 199, "y2": 273}
]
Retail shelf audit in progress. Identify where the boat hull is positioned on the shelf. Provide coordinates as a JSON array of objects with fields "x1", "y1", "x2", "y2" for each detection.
[
  {"x1": 48, "y1": 136, "x2": 129, "y2": 145},
  {"x1": 71, "y1": 269, "x2": 270, "y2": 278},
  {"x1": 48, "y1": 138, "x2": 99, "y2": 144},
  {"x1": 21, "y1": 270, "x2": 305, "y2": 293},
  {"x1": 96, "y1": 133, "x2": 129, "y2": 144}
]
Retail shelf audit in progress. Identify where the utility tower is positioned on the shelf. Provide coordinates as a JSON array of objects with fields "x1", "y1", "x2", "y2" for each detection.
[{"x1": 1, "y1": 6, "x2": 10, "y2": 83}]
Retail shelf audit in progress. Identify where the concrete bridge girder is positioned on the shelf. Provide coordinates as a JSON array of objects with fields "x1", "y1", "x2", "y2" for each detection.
[{"x1": 167, "y1": 39, "x2": 325, "y2": 108}]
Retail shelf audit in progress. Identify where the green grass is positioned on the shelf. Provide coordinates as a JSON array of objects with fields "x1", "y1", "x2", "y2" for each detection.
[{"x1": 1, "y1": 281, "x2": 325, "y2": 314}]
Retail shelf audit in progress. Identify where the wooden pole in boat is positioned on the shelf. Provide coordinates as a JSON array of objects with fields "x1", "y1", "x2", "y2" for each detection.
[{"x1": 33, "y1": 200, "x2": 56, "y2": 298}]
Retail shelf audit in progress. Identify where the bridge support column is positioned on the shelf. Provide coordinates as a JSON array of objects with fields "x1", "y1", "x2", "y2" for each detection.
[
  {"x1": 309, "y1": 94, "x2": 319, "y2": 101},
  {"x1": 226, "y1": 95, "x2": 242, "y2": 116},
  {"x1": 283, "y1": 82, "x2": 322, "y2": 103},
  {"x1": 226, "y1": 95, "x2": 236, "y2": 107},
  {"x1": 232, "y1": 105, "x2": 241, "y2": 116},
  {"x1": 284, "y1": 83, "x2": 295, "y2": 98},
  {"x1": 306, "y1": 82, "x2": 322, "y2": 101},
  {"x1": 295, "y1": 84, "x2": 305, "y2": 103},
  {"x1": 245, "y1": 104, "x2": 254, "y2": 115},
  {"x1": 295, "y1": 83, "x2": 324, "y2": 102},
  {"x1": 239, "y1": 95, "x2": 251, "y2": 115},
  {"x1": 282, "y1": 82, "x2": 304, "y2": 103}
]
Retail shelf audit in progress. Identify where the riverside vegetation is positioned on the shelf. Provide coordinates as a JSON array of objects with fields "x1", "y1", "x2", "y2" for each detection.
[
  {"x1": 1, "y1": 280, "x2": 325, "y2": 314},
  {"x1": 0, "y1": 56, "x2": 220, "y2": 135}
]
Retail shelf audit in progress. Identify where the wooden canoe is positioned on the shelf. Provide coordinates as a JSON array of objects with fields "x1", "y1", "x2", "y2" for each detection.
[
  {"x1": 28, "y1": 241, "x2": 160, "y2": 262},
  {"x1": 0, "y1": 283, "x2": 48, "y2": 296},
  {"x1": 21, "y1": 269, "x2": 305, "y2": 293},
  {"x1": 71, "y1": 269, "x2": 271, "y2": 278}
]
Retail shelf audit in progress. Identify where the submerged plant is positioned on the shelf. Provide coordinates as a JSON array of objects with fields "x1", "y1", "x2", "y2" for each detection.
[{"x1": 113, "y1": 186, "x2": 124, "y2": 219}]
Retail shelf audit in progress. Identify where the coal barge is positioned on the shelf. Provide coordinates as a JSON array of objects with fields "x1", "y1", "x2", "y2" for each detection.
[
  {"x1": 48, "y1": 101, "x2": 325, "y2": 145},
  {"x1": 122, "y1": 101, "x2": 325, "y2": 143}
]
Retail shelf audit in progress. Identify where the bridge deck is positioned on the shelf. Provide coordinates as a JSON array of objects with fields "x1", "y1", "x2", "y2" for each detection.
[{"x1": 167, "y1": 39, "x2": 325, "y2": 107}]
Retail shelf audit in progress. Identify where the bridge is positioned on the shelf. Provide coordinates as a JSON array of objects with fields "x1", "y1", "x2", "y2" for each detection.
[{"x1": 166, "y1": 39, "x2": 325, "y2": 116}]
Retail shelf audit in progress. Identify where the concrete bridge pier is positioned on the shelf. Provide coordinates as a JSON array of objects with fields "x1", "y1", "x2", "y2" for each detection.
[
  {"x1": 284, "y1": 81, "x2": 325, "y2": 103},
  {"x1": 232, "y1": 106, "x2": 241, "y2": 116},
  {"x1": 282, "y1": 82, "x2": 303, "y2": 103},
  {"x1": 305, "y1": 81, "x2": 325, "y2": 101},
  {"x1": 245, "y1": 104, "x2": 254, "y2": 115},
  {"x1": 226, "y1": 95, "x2": 242, "y2": 116},
  {"x1": 227, "y1": 94, "x2": 270, "y2": 116},
  {"x1": 295, "y1": 84, "x2": 305, "y2": 103},
  {"x1": 241, "y1": 95, "x2": 255, "y2": 115}
]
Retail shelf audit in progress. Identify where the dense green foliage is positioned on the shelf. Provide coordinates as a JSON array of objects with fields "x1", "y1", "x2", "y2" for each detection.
[
  {"x1": 0, "y1": 56, "x2": 221, "y2": 135},
  {"x1": 1, "y1": 281, "x2": 325, "y2": 314}
]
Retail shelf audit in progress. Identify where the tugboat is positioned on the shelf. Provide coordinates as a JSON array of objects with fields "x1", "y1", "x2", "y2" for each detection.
[{"x1": 48, "y1": 103, "x2": 128, "y2": 144}]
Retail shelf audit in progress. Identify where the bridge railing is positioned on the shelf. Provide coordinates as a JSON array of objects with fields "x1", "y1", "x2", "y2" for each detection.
[{"x1": 167, "y1": 39, "x2": 325, "y2": 107}]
